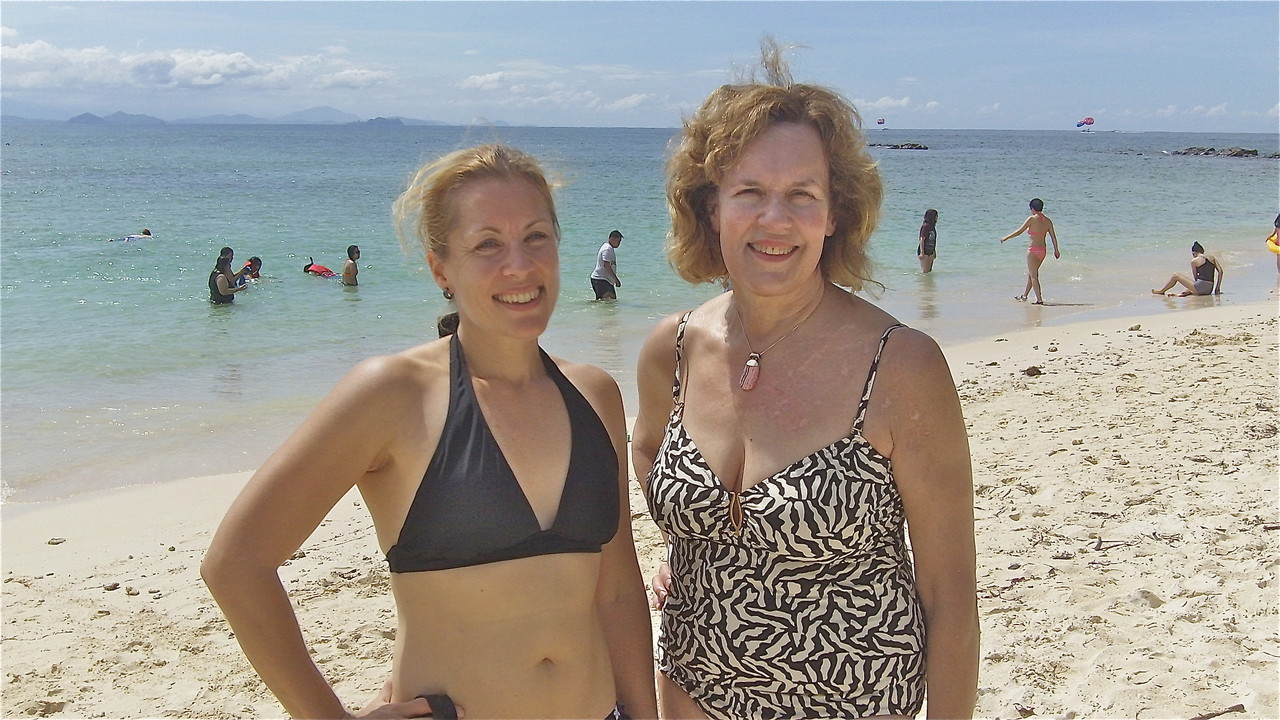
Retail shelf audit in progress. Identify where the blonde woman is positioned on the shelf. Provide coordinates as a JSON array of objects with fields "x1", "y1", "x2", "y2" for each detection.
[{"x1": 203, "y1": 145, "x2": 656, "y2": 720}]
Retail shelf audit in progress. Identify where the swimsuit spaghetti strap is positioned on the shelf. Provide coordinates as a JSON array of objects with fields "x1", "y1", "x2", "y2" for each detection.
[
  {"x1": 670, "y1": 311, "x2": 693, "y2": 421},
  {"x1": 853, "y1": 324, "x2": 906, "y2": 431}
]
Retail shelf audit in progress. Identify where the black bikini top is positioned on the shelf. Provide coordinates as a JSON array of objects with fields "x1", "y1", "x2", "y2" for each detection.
[{"x1": 386, "y1": 335, "x2": 619, "y2": 573}]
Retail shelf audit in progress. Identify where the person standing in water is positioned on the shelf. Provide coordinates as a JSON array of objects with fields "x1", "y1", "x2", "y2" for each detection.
[
  {"x1": 1000, "y1": 198, "x2": 1060, "y2": 304},
  {"x1": 590, "y1": 230, "x2": 624, "y2": 300},
  {"x1": 343, "y1": 245, "x2": 361, "y2": 286},
  {"x1": 918, "y1": 208, "x2": 939, "y2": 273},
  {"x1": 209, "y1": 255, "x2": 247, "y2": 304}
]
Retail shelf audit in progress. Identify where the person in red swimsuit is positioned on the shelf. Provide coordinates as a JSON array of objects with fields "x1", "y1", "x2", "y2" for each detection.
[{"x1": 302, "y1": 257, "x2": 337, "y2": 278}]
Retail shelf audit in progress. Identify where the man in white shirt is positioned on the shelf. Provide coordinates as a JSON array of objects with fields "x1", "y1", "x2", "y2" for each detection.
[{"x1": 590, "y1": 230, "x2": 623, "y2": 300}]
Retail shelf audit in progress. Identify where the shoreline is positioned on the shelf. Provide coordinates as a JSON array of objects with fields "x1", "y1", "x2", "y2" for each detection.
[
  {"x1": 3, "y1": 300, "x2": 1277, "y2": 718},
  {"x1": 4, "y1": 284, "x2": 1276, "y2": 507}
]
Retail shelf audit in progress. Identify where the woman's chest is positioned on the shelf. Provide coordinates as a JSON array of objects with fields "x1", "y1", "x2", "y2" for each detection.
[{"x1": 648, "y1": 427, "x2": 903, "y2": 559}]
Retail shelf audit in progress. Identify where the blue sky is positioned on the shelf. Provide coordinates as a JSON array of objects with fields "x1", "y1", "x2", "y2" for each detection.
[{"x1": 2, "y1": 1, "x2": 1277, "y2": 132}]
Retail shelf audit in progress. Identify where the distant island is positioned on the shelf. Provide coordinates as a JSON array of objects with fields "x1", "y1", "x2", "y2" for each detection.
[{"x1": 1, "y1": 106, "x2": 501, "y2": 127}]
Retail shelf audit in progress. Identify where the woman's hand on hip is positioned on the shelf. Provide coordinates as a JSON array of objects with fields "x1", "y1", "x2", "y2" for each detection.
[{"x1": 650, "y1": 561, "x2": 673, "y2": 609}]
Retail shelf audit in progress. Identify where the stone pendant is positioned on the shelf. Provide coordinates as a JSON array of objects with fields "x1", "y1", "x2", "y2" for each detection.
[{"x1": 739, "y1": 353, "x2": 761, "y2": 391}]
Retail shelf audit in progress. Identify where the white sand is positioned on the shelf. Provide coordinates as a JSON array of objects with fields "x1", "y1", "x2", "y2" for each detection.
[{"x1": 3, "y1": 302, "x2": 1276, "y2": 719}]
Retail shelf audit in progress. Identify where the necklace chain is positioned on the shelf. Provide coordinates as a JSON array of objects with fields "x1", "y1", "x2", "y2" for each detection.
[
  {"x1": 734, "y1": 292, "x2": 823, "y2": 357},
  {"x1": 732, "y1": 292, "x2": 823, "y2": 391}
]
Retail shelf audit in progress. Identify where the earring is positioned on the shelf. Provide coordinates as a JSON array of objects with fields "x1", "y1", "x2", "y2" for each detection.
[{"x1": 442, "y1": 289, "x2": 454, "y2": 300}]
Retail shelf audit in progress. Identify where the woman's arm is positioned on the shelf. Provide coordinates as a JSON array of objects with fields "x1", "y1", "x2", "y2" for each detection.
[
  {"x1": 631, "y1": 314, "x2": 682, "y2": 609},
  {"x1": 573, "y1": 364, "x2": 658, "y2": 719},
  {"x1": 1213, "y1": 256, "x2": 1224, "y2": 294},
  {"x1": 878, "y1": 330, "x2": 979, "y2": 719},
  {"x1": 201, "y1": 356, "x2": 414, "y2": 719},
  {"x1": 1000, "y1": 218, "x2": 1030, "y2": 243},
  {"x1": 216, "y1": 273, "x2": 245, "y2": 295},
  {"x1": 631, "y1": 312, "x2": 681, "y2": 497},
  {"x1": 1047, "y1": 220, "x2": 1060, "y2": 258}
]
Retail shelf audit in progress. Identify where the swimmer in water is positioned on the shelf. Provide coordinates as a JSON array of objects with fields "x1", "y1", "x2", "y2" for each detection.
[{"x1": 302, "y1": 257, "x2": 337, "y2": 278}]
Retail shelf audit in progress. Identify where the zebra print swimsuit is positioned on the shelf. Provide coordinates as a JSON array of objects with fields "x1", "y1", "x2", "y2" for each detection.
[{"x1": 646, "y1": 313, "x2": 926, "y2": 719}]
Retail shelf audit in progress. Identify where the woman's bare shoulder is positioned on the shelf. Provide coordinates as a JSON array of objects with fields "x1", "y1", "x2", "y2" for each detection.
[
  {"x1": 551, "y1": 358, "x2": 626, "y2": 434},
  {"x1": 635, "y1": 306, "x2": 704, "y2": 368},
  {"x1": 844, "y1": 294, "x2": 945, "y2": 370},
  {"x1": 644, "y1": 307, "x2": 696, "y2": 341},
  {"x1": 554, "y1": 357, "x2": 620, "y2": 396},
  {"x1": 341, "y1": 337, "x2": 451, "y2": 398}
]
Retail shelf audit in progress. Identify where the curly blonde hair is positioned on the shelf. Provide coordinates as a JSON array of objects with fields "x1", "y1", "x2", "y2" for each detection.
[
  {"x1": 393, "y1": 144, "x2": 560, "y2": 259},
  {"x1": 666, "y1": 39, "x2": 882, "y2": 289}
]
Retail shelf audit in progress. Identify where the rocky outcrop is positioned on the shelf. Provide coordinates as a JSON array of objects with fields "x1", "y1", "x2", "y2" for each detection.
[
  {"x1": 1171, "y1": 146, "x2": 1259, "y2": 157},
  {"x1": 869, "y1": 142, "x2": 929, "y2": 150}
]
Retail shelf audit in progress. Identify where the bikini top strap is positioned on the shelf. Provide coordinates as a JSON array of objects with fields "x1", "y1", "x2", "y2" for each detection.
[
  {"x1": 671, "y1": 311, "x2": 693, "y2": 419},
  {"x1": 853, "y1": 323, "x2": 907, "y2": 431}
]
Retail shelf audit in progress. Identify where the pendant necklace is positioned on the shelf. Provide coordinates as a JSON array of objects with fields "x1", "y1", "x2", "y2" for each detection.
[{"x1": 732, "y1": 294, "x2": 823, "y2": 391}]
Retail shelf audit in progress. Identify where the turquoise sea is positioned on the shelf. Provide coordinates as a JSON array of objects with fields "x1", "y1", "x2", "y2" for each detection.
[{"x1": 2, "y1": 123, "x2": 1277, "y2": 503}]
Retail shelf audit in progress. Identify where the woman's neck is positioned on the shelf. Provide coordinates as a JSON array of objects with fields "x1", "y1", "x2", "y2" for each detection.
[
  {"x1": 731, "y1": 278, "x2": 829, "y2": 341},
  {"x1": 453, "y1": 326, "x2": 545, "y2": 386}
]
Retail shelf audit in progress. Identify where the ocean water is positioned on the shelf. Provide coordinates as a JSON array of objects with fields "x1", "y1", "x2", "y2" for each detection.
[{"x1": 2, "y1": 124, "x2": 1276, "y2": 503}]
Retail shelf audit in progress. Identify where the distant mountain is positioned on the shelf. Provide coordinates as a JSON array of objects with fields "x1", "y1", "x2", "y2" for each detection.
[
  {"x1": 67, "y1": 113, "x2": 107, "y2": 125},
  {"x1": 274, "y1": 106, "x2": 361, "y2": 124},
  {"x1": 386, "y1": 116, "x2": 449, "y2": 126},
  {"x1": 177, "y1": 112, "x2": 448, "y2": 126},
  {"x1": 67, "y1": 112, "x2": 165, "y2": 125},
  {"x1": 6, "y1": 107, "x2": 463, "y2": 127},
  {"x1": 104, "y1": 111, "x2": 165, "y2": 125}
]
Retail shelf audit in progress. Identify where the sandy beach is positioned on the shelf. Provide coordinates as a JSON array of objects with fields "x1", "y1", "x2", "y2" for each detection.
[{"x1": 3, "y1": 301, "x2": 1276, "y2": 720}]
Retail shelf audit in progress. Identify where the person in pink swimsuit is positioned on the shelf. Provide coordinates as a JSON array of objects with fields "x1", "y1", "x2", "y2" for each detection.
[{"x1": 1000, "y1": 198, "x2": 1060, "y2": 304}]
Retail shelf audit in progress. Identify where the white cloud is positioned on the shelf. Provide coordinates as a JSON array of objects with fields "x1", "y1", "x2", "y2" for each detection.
[
  {"x1": 498, "y1": 59, "x2": 565, "y2": 80},
  {"x1": 460, "y1": 71, "x2": 505, "y2": 90},
  {"x1": 0, "y1": 36, "x2": 389, "y2": 93},
  {"x1": 315, "y1": 68, "x2": 391, "y2": 90},
  {"x1": 576, "y1": 64, "x2": 661, "y2": 82},
  {"x1": 1189, "y1": 103, "x2": 1228, "y2": 118},
  {"x1": 1, "y1": 39, "x2": 266, "y2": 89},
  {"x1": 853, "y1": 95, "x2": 911, "y2": 112},
  {"x1": 1268, "y1": 103, "x2": 1279, "y2": 119},
  {"x1": 169, "y1": 50, "x2": 265, "y2": 87},
  {"x1": 923, "y1": 101, "x2": 942, "y2": 112},
  {"x1": 602, "y1": 93, "x2": 653, "y2": 112},
  {"x1": 1, "y1": 25, "x2": 19, "y2": 47},
  {"x1": 507, "y1": 86, "x2": 601, "y2": 109},
  {"x1": 1155, "y1": 105, "x2": 1178, "y2": 117},
  {"x1": 978, "y1": 102, "x2": 1001, "y2": 114}
]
